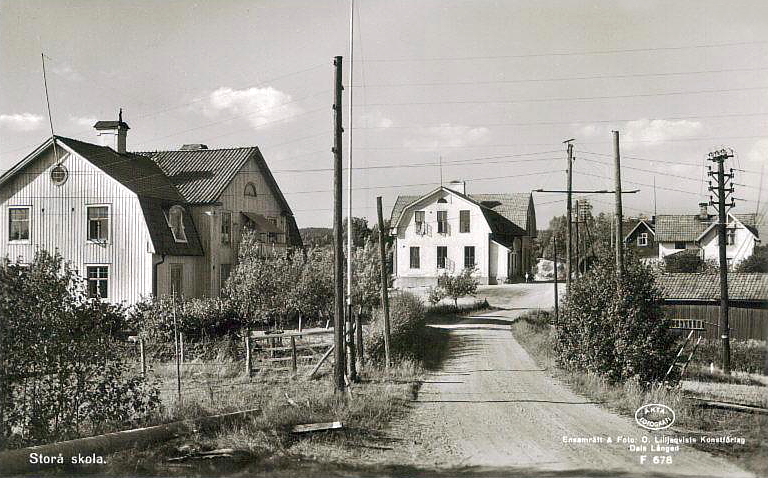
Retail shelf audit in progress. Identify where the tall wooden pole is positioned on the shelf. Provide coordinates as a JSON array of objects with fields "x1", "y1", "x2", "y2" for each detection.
[
  {"x1": 376, "y1": 196, "x2": 392, "y2": 368},
  {"x1": 708, "y1": 149, "x2": 733, "y2": 374},
  {"x1": 574, "y1": 200, "x2": 581, "y2": 278},
  {"x1": 346, "y1": 0, "x2": 357, "y2": 382},
  {"x1": 565, "y1": 141, "x2": 574, "y2": 294},
  {"x1": 332, "y1": 56, "x2": 346, "y2": 392},
  {"x1": 613, "y1": 131, "x2": 624, "y2": 279},
  {"x1": 552, "y1": 235, "x2": 559, "y2": 326}
]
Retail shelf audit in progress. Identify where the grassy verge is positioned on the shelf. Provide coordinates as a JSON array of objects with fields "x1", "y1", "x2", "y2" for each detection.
[{"x1": 510, "y1": 311, "x2": 768, "y2": 477}]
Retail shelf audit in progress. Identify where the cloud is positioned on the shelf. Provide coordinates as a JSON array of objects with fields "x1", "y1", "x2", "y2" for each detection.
[
  {"x1": 578, "y1": 119, "x2": 703, "y2": 148},
  {"x1": 0, "y1": 113, "x2": 45, "y2": 132},
  {"x1": 201, "y1": 86, "x2": 303, "y2": 129},
  {"x1": 360, "y1": 110, "x2": 393, "y2": 129},
  {"x1": 404, "y1": 123, "x2": 490, "y2": 151},
  {"x1": 747, "y1": 138, "x2": 768, "y2": 163},
  {"x1": 51, "y1": 64, "x2": 83, "y2": 82},
  {"x1": 69, "y1": 115, "x2": 97, "y2": 127}
]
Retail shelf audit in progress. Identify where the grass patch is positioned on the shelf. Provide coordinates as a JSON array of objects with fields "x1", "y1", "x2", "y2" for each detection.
[
  {"x1": 510, "y1": 312, "x2": 768, "y2": 477},
  {"x1": 425, "y1": 298, "x2": 491, "y2": 318}
]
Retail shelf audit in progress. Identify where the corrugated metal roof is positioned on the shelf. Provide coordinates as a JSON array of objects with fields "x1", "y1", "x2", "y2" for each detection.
[
  {"x1": 390, "y1": 190, "x2": 532, "y2": 236},
  {"x1": 656, "y1": 273, "x2": 768, "y2": 301},
  {"x1": 137, "y1": 147, "x2": 254, "y2": 203}
]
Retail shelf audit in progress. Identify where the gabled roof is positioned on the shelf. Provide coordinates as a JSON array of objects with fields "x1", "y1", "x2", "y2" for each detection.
[
  {"x1": 655, "y1": 214, "x2": 712, "y2": 242},
  {"x1": 695, "y1": 212, "x2": 759, "y2": 242},
  {"x1": 656, "y1": 273, "x2": 768, "y2": 301},
  {"x1": 57, "y1": 137, "x2": 182, "y2": 201},
  {"x1": 624, "y1": 220, "x2": 655, "y2": 243},
  {"x1": 390, "y1": 188, "x2": 533, "y2": 237},
  {"x1": 136, "y1": 147, "x2": 255, "y2": 203}
]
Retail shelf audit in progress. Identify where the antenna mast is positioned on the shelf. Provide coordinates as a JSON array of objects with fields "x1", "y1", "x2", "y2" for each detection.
[{"x1": 41, "y1": 53, "x2": 62, "y2": 163}]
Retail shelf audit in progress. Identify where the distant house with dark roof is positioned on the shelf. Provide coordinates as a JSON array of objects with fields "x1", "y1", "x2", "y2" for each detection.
[
  {"x1": 623, "y1": 218, "x2": 657, "y2": 259},
  {"x1": 655, "y1": 273, "x2": 768, "y2": 340},
  {"x1": 654, "y1": 203, "x2": 759, "y2": 266},
  {"x1": 0, "y1": 116, "x2": 302, "y2": 303},
  {"x1": 389, "y1": 180, "x2": 536, "y2": 287}
]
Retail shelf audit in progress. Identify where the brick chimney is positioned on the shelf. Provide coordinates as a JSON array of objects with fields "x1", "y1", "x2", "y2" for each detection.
[
  {"x1": 698, "y1": 202, "x2": 709, "y2": 220},
  {"x1": 94, "y1": 109, "x2": 129, "y2": 153}
]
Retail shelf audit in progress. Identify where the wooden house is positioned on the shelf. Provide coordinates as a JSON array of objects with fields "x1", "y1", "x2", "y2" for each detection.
[{"x1": 0, "y1": 118, "x2": 302, "y2": 304}]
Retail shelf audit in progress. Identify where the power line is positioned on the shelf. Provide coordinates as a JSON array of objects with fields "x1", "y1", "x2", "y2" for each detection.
[
  {"x1": 577, "y1": 149, "x2": 764, "y2": 174},
  {"x1": 363, "y1": 39, "x2": 768, "y2": 62},
  {"x1": 351, "y1": 66, "x2": 768, "y2": 88}
]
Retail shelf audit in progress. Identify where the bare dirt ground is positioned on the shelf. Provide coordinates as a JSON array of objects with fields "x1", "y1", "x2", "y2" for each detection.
[{"x1": 341, "y1": 283, "x2": 753, "y2": 477}]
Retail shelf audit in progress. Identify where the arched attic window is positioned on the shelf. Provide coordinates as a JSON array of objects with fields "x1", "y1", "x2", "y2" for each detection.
[
  {"x1": 244, "y1": 182, "x2": 258, "y2": 197},
  {"x1": 168, "y1": 205, "x2": 187, "y2": 243},
  {"x1": 437, "y1": 198, "x2": 448, "y2": 204}
]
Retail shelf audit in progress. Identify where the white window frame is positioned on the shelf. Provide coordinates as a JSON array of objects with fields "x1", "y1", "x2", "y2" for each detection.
[
  {"x1": 437, "y1": 246, "x2": 448, "y2": 269},
  {"x1": 637, "y1": 232, "x2": 648, "y2": 247},
  {"x1": 459, "y1": 210, "x2": 470, "y2": 233},
  {"x1": 86, "y1": 264, "x2": 109, "y2": 300},
  {"x1": 220, "y1": 211, "x2": 232, "y2": 246},
  {"x1": 409, "y1": 246, "x2": 420, "y2": 269},
  {"x1": 726, "y1": 228, "x2": 736, "y2": 246},
  {"x1": 414, "y1": 210, "x2": 426, "y2": 235},
  {"x1": 86, "y1": 204, "x2": 111, "y2": 244},
  {"x1": 167, "y1": 205, "x2": 188, "y2": 243},
  {"x1": 8, "y1": 205, "x2": 31, "y2": 243},
  {"x1": 437, "y1": 210, "x2": 448, "y2": 235}
]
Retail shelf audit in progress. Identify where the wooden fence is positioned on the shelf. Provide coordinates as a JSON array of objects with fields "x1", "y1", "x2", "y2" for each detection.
[{"x1": 665, "y1": 302, "x2": 768, "y2": 341}]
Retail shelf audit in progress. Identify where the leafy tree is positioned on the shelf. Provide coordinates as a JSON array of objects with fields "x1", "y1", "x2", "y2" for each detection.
[
  {"x1": 1, "y1": 251, "x2": 159, "y2": 447},
  {"x1": 343, "y1": 216, "x2": 372, "y2": 247},
  {"x1": 735, "y1": 245, "x2": 768, "y2": 273},
  {"x1": 663, "y1": 250, "x2": 718, "y2": 273},
  {"x1": 225, "y1": 230, "x2": 303, "y2": 329},
  {"x1": 556, "y1": 251, "x2": 677, "y2": 384},
  {"x1": 351, "y1": 239, "x2": 383, "y2": 314},
  {"x1": 293, "y1": 247, "x2": 335, "y2": 325},
  {"x1": 438, "y1": 267, "x2": 479, "y2": 307},
  {"x1": 299, "y1": 227, "x2": 334, "y2": 248}
]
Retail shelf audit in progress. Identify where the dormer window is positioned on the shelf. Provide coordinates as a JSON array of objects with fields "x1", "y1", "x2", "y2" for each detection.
[
  {"x1": 168, "y1": 205, "x2": 187, "y2": 243},
  {"x1": 244, "y1": 182, "x2": 258, "y2": 197}
]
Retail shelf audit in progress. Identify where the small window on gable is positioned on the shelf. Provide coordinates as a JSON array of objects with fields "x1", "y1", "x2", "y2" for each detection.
[
  {"x1": 244, "y1": 182, "x2": 258, "y2": 197},
  {"x1": 168, "y1": 205, "x2": 187, "y2": 243},
  {"x1": 437, "y1": 198, "x2": 448, "y2": 204},
  {"x1": 637, "y1": 233, "x2": 648, "y2": 247}
]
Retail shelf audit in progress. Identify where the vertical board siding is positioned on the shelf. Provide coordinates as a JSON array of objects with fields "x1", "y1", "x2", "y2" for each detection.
[
  {"x1": 664, "y1": 303, "x2": 768, "y2": 341},
  {"x1": 0, "y1": 145, "x2": 153, "y2": 304}
]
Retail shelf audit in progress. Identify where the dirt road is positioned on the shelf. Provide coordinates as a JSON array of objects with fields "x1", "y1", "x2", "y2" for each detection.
[{"x1": 372, "y1": 283, "x2": 752, "y2": 477}]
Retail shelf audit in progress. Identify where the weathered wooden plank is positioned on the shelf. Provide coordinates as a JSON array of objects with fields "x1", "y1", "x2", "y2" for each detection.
[{"x1": 291, "y1": 421, "x2": 343, "y2": 433}]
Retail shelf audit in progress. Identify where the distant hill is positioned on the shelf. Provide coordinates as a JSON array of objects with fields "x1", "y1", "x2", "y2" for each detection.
[{"x1": 300, "y1": 227, "x2": 334, "y2": 248}]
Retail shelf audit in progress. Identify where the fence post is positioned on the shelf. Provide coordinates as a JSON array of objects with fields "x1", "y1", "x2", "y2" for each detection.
[
  {"x1": 179, "y1": 333, "x2": 185, "y2": 365},
  {"x1": 139, "y1": 338, "x2": 146, "y2": 375},
  {"x1": 244, "y1": 332, "x2": 251, "y2": 377},
  {"x1": 291, "y1": 336, "x2": 297, "y2": 373}
]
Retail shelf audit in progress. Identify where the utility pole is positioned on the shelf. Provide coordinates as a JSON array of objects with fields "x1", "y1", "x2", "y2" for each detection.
[
  {"x1": 332, "y1": 56, "x2": 346, "y2": 392},
  {"x1": 346, "y1": 0, "x2": 357, "y2": 383},
  {"x1": 574, "y1": 199, "x2": 581, "y2": 277},
  {"x1": 613, "y1": 131, "x2": 624, "y2": 279},
  {"x1": 564, "y1": 139, "x2": 574, "y2": 294},
  {"x1": 552, "y1": 235, "x2": 559, "y2": 326},
  {"x1": 376, "y1": 196, "x2": 392, "y2": 368},
  {"x1": 707, "y1": 148, "x2": 735, "y2": 375}
]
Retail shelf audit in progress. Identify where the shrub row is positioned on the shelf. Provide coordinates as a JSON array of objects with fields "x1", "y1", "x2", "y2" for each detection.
[
  {"x1": 691, "y1": 340, "x2": 766, "y2": 375},
  {"x1": 365, "y1": 291, "x2": 427, "y2": 363}
]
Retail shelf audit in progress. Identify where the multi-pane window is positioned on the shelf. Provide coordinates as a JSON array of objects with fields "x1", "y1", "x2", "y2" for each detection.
[
  {"x1": 459, "y1": 210, "x2": 470, "y2": 233},
  {"x1": 8, "y1": 207, "x2": 30, "y2": 241},
  {"x1": 409, "y1": 247, "x2": 420, "y2": 269},
  {"x1": 637, "y1": 232, "x2": 648, "y2": 247},
  {"x1": 437, "y1": 246, "x2": 448, "y2": 269},
  {"x1": 674, "y1": 241, "x2": 686, "y2": 249},
  {"x1": 170, "y1": 264, "x2": 183, "y2": 297},
  {"x1": 464, "y1": 246, "x2": 475, "y2": 268},
  {"x1": 87, "y1": 206, "x2": 109, "y2": 242},
  {"x1": 168, "y1": 206, "x2": 187, "y2": 243},
  {"x1": 414, "y1": 210, "x2": 425, "y2": 234},
  {"x1": 437, "y1": 210, "x2": 448, "y2": 234},
  {"x1": 726, "y1": 229, "x2": 736, "y2": 245},
  {"x1": 86, "y1": 266, "x2": 108, "y2": 299},
  {"x1": 221, "y1": 211, "x2": 232, "y2": 245}
]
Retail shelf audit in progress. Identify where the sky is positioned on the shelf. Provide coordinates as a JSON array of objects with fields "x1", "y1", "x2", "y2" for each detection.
[{"x1": 1, "y1": 0, "x2": 767, "y2": 229}]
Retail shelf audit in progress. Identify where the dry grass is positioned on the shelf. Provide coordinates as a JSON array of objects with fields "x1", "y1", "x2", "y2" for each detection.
[{"x1": 510, "y1": 316, "x2": 768, "y2": 477}]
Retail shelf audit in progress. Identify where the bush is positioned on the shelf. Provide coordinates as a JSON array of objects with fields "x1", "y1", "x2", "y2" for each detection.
[
  {"x1": 426, "y1": 285, "x2": 446, "y2": 305},
  {"x1": 365, "y1": 292, "x2": 426, "y2": 362},
  {"x1": 556, "y1": 252, "x2": 678, "y2": 384},
  {"x1": 735, "y1": 245, "x2": 768, "y2": 273},
  {"x1": 131, "y1": 296, "x2": 241, "y2": 342},
  {"x1": 691, "y1": 339, "x2": 766, "y2": 374},
  {"x1": 439, "y1": 267, "x2": 479, "y2": 307},
  {"x1": 663, "y1": 250, "x2": 718, "y2": 273},
  {"x1": 1, "y1": 251, "x2": 160, "y2": 448}
]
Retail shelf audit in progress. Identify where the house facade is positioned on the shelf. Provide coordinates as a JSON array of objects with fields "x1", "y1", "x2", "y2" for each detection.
[
  {"x1": 0, "y1": 118, "x2": 302, "y2": 304},
  {"x1": 655, "y1": 203, "x2": 758, "y2": 266},
  {"x1": 623, "y1": 218, "x2": 658, "y2": 259},
  {"x1": 389, "y1": 181, "x2": 536, "y2": 287}
]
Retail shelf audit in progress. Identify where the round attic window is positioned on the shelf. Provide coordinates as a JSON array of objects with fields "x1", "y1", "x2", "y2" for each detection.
[{"x1": 50, "y1": 164, "x2": 68, "y2": 185}]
